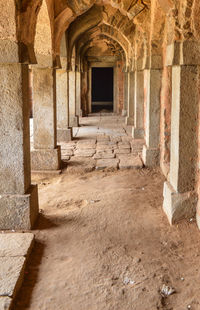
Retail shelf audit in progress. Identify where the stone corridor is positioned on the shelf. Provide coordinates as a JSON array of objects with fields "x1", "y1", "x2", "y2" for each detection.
[{"x1": 2, "y1": 0, "x2": 200, "y2": 309}]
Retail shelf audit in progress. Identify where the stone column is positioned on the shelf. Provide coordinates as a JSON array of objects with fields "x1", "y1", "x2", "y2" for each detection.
[
  {"x1": 76, "y1": 70, "x2": 81, "y2": 116},
  {"x1": 126, "y1": 71, "x2": 134, "y2": 125},
  {"x1": 31, "y1": 67, "x2": 61, "y2": 171},
  {"x1": 0, "y1": 63, "x2": 38, "y2": 229},
  {"x1": 68, "y1": 70, "x2": 79, "y2": 126},
  {"x1": 113, "y1": 65, "x2": 118, "y2": 113},
  {"x1": 163, "y1": 65, "x2": 198, "y2": 224},
  {"x1": 142, "y1": 69, "x2": 162, "y2": 166},
  {"x1": 122, "y1": 71, "x2": 128, "y2": 116},
  {"x1": 87, "y1": 67, "x2": 92, "y2": 114},
  {"x1": 132, "y1": 70, "x2": 144, "y2": 139},
  {"x1": 56, "y1": 69, "x2": 72, "y2": 142}
]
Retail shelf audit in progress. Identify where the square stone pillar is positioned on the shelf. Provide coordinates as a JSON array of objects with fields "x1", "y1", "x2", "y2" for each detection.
[
  {"x1": 132, "y1": 70, "x2": 144, "y2": 138},
  {"x1": 0, "y1": 64, "x2": 38, "y2": 229},
  {"x1": 56, "y1": 69, "x2": 72, "y2": 142},
  {"x1": 122, "y1": 72, "x2": 128, "y2": 116},
  {"x1": 126, "y1": 71, "x2": 135, "y2": 125},
  {"x1": 31, "y1": 68, "x2": 61, "y2": 171},
  {"x1": 163, "y1": 65, "x2": 198, "y2": 224},
  {"x1": 68, "y1": 70, "x2": 79, "y2": 127},
  {"x1": 76, "y1": 70, "x2": 81, "y2": 116},
  {"x1": 142, "y1": 69, "x2": 162, "y2": 167}
]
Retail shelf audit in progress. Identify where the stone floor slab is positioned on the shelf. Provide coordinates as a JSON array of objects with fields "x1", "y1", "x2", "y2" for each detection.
[
  {"x1": 67, "y1": 157, "x2": 96, "y2": 173},
  {"x1": 118, "y1": 142, "x2": 131, "y2": 149},
  {"x1": 119, "y1": 155, "x2": 143, "y2": 169},
  {"x1": 0, "y1": 233, "x2": 34, "y2": 257},
  {"x1": 115, "y1": 148, "x2": 131, "y2": 155},
  {"x1": 110, "y1": 136, "x2": 122, "y2": 143},
  {"x1": 0, "y1": 297, "x2": 12, "y2": 310},
  {"x1": 96, "y1": 159, "x2": 119, "y2": 170},
  {"x1": 94, "y1": 151, "x2": 115, "y2": 159},
  {"x1": 62, "y1": 149, "x2": 74, "y2": 156},
  {"x1": 96, "y1": 144, "x2": 117, "y2": 151},
  {"x1": 59, "y1": 142, "x2": 77, "y2": 149},
  {"x1": 74, "y1": 149, "x2": 96, "y2": 157},
  {"x1": 0, "y1": 257, "x2": 26, "y2": 298}
]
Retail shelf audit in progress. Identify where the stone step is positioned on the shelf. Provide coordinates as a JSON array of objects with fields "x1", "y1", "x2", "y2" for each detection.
[{"x1": 0, "y1": 233, "x2": 34, "y2": 310}]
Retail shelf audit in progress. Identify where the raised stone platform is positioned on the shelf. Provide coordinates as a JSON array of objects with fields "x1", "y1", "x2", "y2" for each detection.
[{"x1": 0, "y1": 233, "x2": 34, "y2": 310}]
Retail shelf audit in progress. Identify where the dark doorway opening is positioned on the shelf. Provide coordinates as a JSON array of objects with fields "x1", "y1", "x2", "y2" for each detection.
[{"x1": 92, "y1": 67, "x2": 113, "y2": 113}]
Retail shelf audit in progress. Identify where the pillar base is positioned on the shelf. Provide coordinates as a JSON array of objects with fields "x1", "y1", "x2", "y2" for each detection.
[
  {"x1": 142, "y1": 145, "x2": 159, "y2": 167},
  {"x1": 126, "y1": 117, "x2": 134, "y2": 126},
  {"x1": 132, "y1": 127, "x2": 144, "y2": 139},
  {"x1": 57, "y1": 128, "x2": 72, "y2": 142},
  {"x1": 31, "y1": 146, "x2": 61, "y2": 171},
  {"x1": 69, "y1": 116, "x2": 79, "y2": 127},
  {"x1": 0, "y1": 185, "x2": 39, "y2": 230},
  {"x1": 163, "y1": 181, "x2": 197, "y2": 225},
  {"x1": 122, "y1": 110, "x2": 127, "y2": 117}
]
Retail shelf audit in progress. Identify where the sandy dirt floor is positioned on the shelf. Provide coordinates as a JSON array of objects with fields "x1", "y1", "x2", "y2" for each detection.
[
  {"x1": 14, "y1": 167, "x2": 200, "y2": 310},
  {"x1": 15, "y1": 114, "x2": 200, "y2": 310}
]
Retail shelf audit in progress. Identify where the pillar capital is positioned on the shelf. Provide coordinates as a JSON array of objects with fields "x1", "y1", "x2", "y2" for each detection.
[{"x1": 166, "y1": 41, "x2": 200, "y2": 67}]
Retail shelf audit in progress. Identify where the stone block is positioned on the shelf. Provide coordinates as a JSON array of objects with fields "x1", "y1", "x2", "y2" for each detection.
[
  {"x1": 77, "y1": 139, "x2": 96, "y2": 147},
  {"x1": 96, "y1": 144, "x2": 117, "y2": 151},
  {"x1": 97, "y1": 135, "x2": 110, "y2": 142},
  {"x1": 31, "y1": 146, "x2": 61, "y2": 171},
  {"x1": 119, "y1": 155, "x2": 143, "y2": 169},
  {"x1": 69, "y1": 116, "x2": 79, "y2": 127},
  {"x1": 74, "y1": 149, "x2": 96, "y2": 157},
  {"x1": 121, "y1": 109, "x2": 127, "y2": 116},
  {"x1": 163, "y1": 181, "x2": 197, "y2": 225},
  {"x1": 96, "y1": 159, "x2": 119, "y2": 170},
  {"x1": 57, "y1": 128, "x2": 72, "y2": 142},
  {"x1": 181, "y1": 41, "x2": 200, "y2": 66},
  {"x1": 166, "y1": 42, "x2": 181, "y2": 66},
  {"x1": 142, "y1": 145, "x2": 159, "y2": 167},
  {"x1": 132, "y1": 127, "x2": 144, "y2": 139},
  {"x1": 67, "y1": 157, "x2": 96, "y2": 173},
  {"x1": 0, "y1": 233, "x2": 34, "y2": 257},
  {"x1": 77, "y1": 142, "x2": 96, "y2": 149},
  {"x1": 0, "y1": 185, "x2": 38, "y2": 230},
  {"x1": 110, "y1": 136, "x2": 122, "y2": 143},
  {"x1": 118, "y1": 142, "x2": 131, "y2": 149},
  {"x1": 94, "y1": 151, "x2": 115, "y2": 159},
  {"x1": 126, "y1": 117, "x2": 134, "y2": 125},
  {"x1": 0, "y1": 297, "x2": 12, "y2": 310},
  {"x1": 121, "y1": 136, "x2": 133, "y2": 142},
  {"x1": 62, "y1": 149, "x2": 74, "y2": 156},
  {"x1": 115, "y1": 148, "x2": 131, "y2": 155},
  {"x1": 61, "y1": 141, "x2": 77, "y2": 149},
  {"x1": 0, "y1": 257, "x2": 26, "y2": 298}
]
